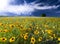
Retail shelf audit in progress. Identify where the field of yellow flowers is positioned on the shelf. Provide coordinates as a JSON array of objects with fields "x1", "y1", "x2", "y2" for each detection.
[{"x1": 0, "y1": 17, "x2": 60, "y2": 44}]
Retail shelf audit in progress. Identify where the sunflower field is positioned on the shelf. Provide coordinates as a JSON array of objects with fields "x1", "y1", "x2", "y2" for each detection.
[{"x1": 0, "y1": 17, "x2": 60, "y2": 44}]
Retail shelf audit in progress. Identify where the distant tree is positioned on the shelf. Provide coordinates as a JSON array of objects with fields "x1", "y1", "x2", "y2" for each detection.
[{"x1": 41, "y1": 13, "x2": 46, "y2": 17}]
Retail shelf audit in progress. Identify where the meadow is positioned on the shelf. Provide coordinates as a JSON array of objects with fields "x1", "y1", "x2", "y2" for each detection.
[{"x1": 0, "y1": 17, "x2": 60, "y2": 44}]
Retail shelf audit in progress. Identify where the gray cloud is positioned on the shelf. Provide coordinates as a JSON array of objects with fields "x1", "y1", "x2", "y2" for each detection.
[{"x1": 0, "y1": 0, "x2": 59, "y2": 16}]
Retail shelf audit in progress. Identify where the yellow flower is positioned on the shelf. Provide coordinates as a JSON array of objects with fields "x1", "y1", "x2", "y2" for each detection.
[
  {"x1": 36, "y1": 26, "x2": 39, "y2": 29},
  {"x1": 31, "y1": 37, "x2": 36, "y2": 44},
  {"x1": 53, "y1": 26, "x2": 55, "y2": 28},
  {"x1": 45, "y1": 29, "x2": 52, "y2": 34},
  {"x1": 0, "y1": 23, "x2": 3, "y2": 26},
  {"x1": 58, "y1": 37, "x2": 60, "y2": 41},
  {"x1": 44, "y1": 25, "x2": 48, "y2": 28},
  {"x1": 0, "y1": 30, "x2": 2, "y2": 32},
  {"x1": 49, "y1": 36, "x2": 53, "y2": 40},
  {"x1": 53, "y1": 34, "x2": 56, "y2": 38},
  {"x1": 9, "y1": 24, "x2": 15, "y2": 28},
  {"x1": 29, "y1": 24, "x2": 32, "y2": 26},
  {"x1": 3, "y1": 29, "x2": 9, "y2": 33},
  {"x1": 34, "y1": 30, "x2": 39, "y2": 35},
  {"x1": 28, "y1": 28, "x2": 31, "y2": 30},
  {"x1": 20, "y1": 25, "x2": 23, "y2": 29},
  {"x1": 38, "y1": 37, "x2": 42, "y2": 42},
  {"x1": 41, "y1": 30, "x2": 44, "y2": 34},
  {"x1": 0, "y1": 37, "x2": 7, "y2": 42},
  {"x1": 25, "y1": 33, "x2": 28, "y2": 35},
  {"x1": 20, "y1": 34, "x2": 24, "y2": 38},
  {"x1": 24, "y1": 34, "x2": 28, "y2": 40},
  {"x1": 9, "y1": 37, "x2": 15, "y2": 42}
]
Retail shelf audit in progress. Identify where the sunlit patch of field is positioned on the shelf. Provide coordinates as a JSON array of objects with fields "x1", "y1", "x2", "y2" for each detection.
[{"x1": 0, "y1": 17, "x2": 60, "y2": 44}]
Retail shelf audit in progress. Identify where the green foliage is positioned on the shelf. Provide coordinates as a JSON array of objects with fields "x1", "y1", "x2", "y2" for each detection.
[{"x1": 41, "y1": 13, "x2": 46, "y2": 17}]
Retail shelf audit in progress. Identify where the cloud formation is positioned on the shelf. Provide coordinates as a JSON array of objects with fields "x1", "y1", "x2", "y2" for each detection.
[
  {"x1": 0, "y1": 0, "x2": 59, "y2": 16},
  {"x1": 56, "y1": 11, "x2": 60, "y2": 13}
]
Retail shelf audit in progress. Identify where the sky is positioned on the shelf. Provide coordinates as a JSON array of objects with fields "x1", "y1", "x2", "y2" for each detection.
[{"x1": 0, "y1": 0, "x2": 60, "y2": 17}]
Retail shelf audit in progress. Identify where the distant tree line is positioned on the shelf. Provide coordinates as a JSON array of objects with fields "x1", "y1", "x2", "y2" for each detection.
[{"x1": 41, "y1": 13, "x2": 46, "y2": 17}]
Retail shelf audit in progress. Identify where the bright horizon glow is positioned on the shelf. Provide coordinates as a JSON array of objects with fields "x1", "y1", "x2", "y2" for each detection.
[{"x1": 0, "y1": 0, "x2": 10, "y2": 11}]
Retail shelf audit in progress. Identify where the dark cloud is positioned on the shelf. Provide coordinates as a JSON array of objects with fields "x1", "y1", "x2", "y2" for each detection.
[{"x1": 0, "y1": 0, "x2": 60, "y2": 17}]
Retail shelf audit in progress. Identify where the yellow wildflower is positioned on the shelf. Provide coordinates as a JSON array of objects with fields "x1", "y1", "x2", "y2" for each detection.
[
  {"x1": 44, "y1": 25, "x2": 48, "y2": 28},
  {"x1": 20, "y1": 34, "x2": 25, "y2": 38},
  {"x1": 9, "y1": 24, "x2": 15, "y2": 28},
  {"x1": 29, "y1": 24, "x2": 32, "y2": 26},
  {"x1": 34, "y1": 30, "x2": 39, "y2": 35},
  {"x1": 31, "y1": 37, "x2": 36, "y2": 44},
  {"x1": 24, "y1": 34, "x2": 28, "y2": 40},
  {"x1": 25, "y1": 33, "x2": 28, "y2": 35},
  {"x1": 9, "y1": 37, "x2": 15, "y2": 42},
  {"x1": 0, "y1": 30, "x2": 2, "y2": 32},
  {"x1": 58, "y1": 37, "x2": 60, "y2": 41},
  {"x1": 0, "y1": 37, "x2": 7, "y2": 42},
  {"x1": 45, "y1": 29, "x2": 52, "y2": 34},
  {"x1": 41, "y1": 30, "x2": 44, "y2": 34},
  {"x1": 53, "y1": 34, "x2": 56, "y2": 38},
  {"x1": 20, "y1": 25, "x2": 23, "y2": 29},
  {"x1": 28, "y1": 28, "x2": 32, "y2": 30},
  {"x1": 0, "y1": 23, "x2": 3, "y2": 26},
  {"x1": 38, "y1": 37, "x2": 42, "y2": 42},
  {"x1": 3, "y1": 29, "x2": 9, "y2": 32},
  {"x1": 49, "y1": 36, "x2": 53, "y2": 40},
  {"x1": 53, "y1": 26, "x2": 55, "y2": 28}
]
